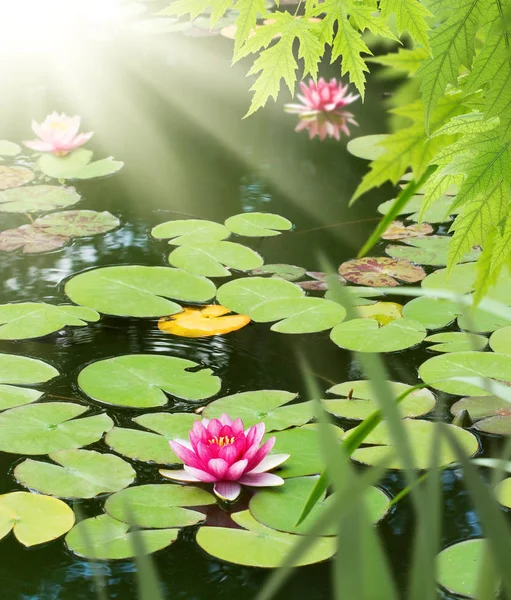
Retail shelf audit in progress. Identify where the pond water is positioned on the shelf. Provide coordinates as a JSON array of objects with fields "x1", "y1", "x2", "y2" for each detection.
[{"x1": 0, "y1": 25, "x2": 488, "y2": 600}]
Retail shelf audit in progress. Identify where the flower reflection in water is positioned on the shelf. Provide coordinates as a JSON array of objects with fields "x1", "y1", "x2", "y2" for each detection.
[{"x1": 293, "y1": 110, "x2": 358, "y2": 141}]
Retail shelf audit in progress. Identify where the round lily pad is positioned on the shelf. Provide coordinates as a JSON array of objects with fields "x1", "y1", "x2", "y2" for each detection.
[
  {"x1": 425, "y1": 332, "x2": 488, "y2": 353},
  {"x1": 217, "y1": 276, "x2": 304, "y2": 316},
  {"x1": 386, "y1": 236, "x2": 481, "y2": 267},
  {"x1": 419, "y1": 351, "x2": 511, "y2": 396},
  {"x1": 0, "y1": 166, "x2": 34, "y2": 190},
  {"x1": 378, "y1": 194, "x2": 457, "y2": 224},
  {"x1": 65, "y1": 514, "x2": 179, "y2": 560},
  {"x1": 451, "y1": 395, "x2": 511, "y2": 435},
  {"x1": 38, "y1": 150, "x2": 124, "y2": 180},
  {"x1": 347, "y1": 419, "x2": 479, "y2": 469},
  {"x1": 0, "y1": 224, "x2": 69, "y2": 253},
  {"x1": 457, "y1": 307, "x2": 511, "y2": 334},
  {"x1": 158, "y1": 305, "x2": 250, "y2": 337},
  {"x1": 151, "y1": 219, "x2": 230, "y2": 244},
  {"x1": 346, "y1": 134, "x2": 388, "y2": 160},
  {"x1": 14, "y1": 449, "x2": 136, "y2": 499},
  {"x1": 202, "y1": 390, "x2": 313, "y2": 431},
  {"x1": 0, "y1": 352, "x2": 59, "y2": 384},
  {"x1": 298, "y1": 271, "x2": 346, "y2": 291},
  {"x1": 196, "y1": 509, "x2": 335, "y2": 567},
  {"x1": 402, "y1": 297, "x2": 459, "y2": 330},
  {"x1": 330, "y1": 318, "x2": 426, "y2": 353},
  {"x1": 0, "y1": 140, "x2": 21, "y2": 156},
  {"x1": 65, "y1": 265, "x2": 216, "y2": 317},
  {"x1": 251, "y1": 264, "x2": 306, "y2": 282},
  {"x1": 105, "y1": 484, "x2": 216, "y2": 528},
  {"x1": 168, "y1": 241, "x2": 263, "y2": 277},
  {"x1": 0, "y1": 386, "x2": 42, "y2": 411},
  {"x1": 249, "y1": 476, "x2": 389, "y2": 535},
  {"x1": 489, "y1": 326, "x2": 511, "y2": 355},
  {"x1": 250, "y1": 297, "x2": 346, "y2": 333},
  {"x1": 78, "y1": 354, "x2": 220, "y2": 408},
  {"x1": 33, "y1": 210, "x2": 120, "y2": 237},
  {"x1": 381, "y1": 221, "x2": 433, "y2": 240},
  {"x1": 339, "y1": 257, "x2": 426, "y2": 287},
  {"x1": 421, "y1": 263, "x2": 476, "y2": 294},
  {"x1": 323, "y1": 380, "x2": 435, "y2": 420},
  {"x1": 105, "y1": 427, "x2": 177, "y2": 464},
  {"x1": 0, "y1": 185, "x2": 80, "y2": 213},
  {"x1": 495, "y1": 478, "x2": 511, "y2": 509},
  {"x1": 0, "y1": 402, "x2": 113, "y2": 455},
  {"x1": 356, "y1": 302, "x2": 403, "y2": 325},
  {"x1": 224, "y1": 212, "x2": 293, "y2": 237},
  {"x1": 0, "y1": 492, "x2": 75, "y2": 547},
  {"x1": 437, "y1": 539, "x2": 487, "y2": 598}
]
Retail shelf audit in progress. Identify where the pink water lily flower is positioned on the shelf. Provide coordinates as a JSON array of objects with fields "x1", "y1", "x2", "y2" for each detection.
[
  {"x1": 295, "y1": 111, "x2": 358, "y2": 141},
  {"x1": 162, "y1": 414, "x2": 290, "y2": 502},
  {"x1": 23, "y1": 112, "x2": 93, "y2": 155},
  {"x1": 285, "y1": 77, "x2": 359, "y2": 115}
]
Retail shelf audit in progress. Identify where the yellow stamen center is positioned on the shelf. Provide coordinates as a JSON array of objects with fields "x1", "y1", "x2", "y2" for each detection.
[{"x1": 208, "y1": 436, "x2": 235, "y2": 448}]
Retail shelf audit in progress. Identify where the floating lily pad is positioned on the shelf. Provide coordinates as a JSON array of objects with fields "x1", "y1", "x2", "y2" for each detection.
[
  {"x1": 33, "y1": 210, "x2": 120, "y2": 237},
  {"x1": 325, "y1": 286, "x2": 385, "y2": 306},
  {"x1": 0, "y1": 165, "x2": 34, "y2": 190},
  {"x1": 217, "y1": 277, "x2": 304, "y2": 316},
  {"x1": 346, "y1": 419, "x2": 479, "y2": 469},
  {"x1": 203, "y1": 390, "x2": 313, "y2": 431},
  {"x1": 378, "y1": 194, "x2": 457, "y2": 224},
  {"x1": 330, "y1": 318, "x2": 426, "y2": 353},
  {"x1": 425, "y1": 332, "x2": 488, "y2": 353},
  {"x1": 0, "y1": 402, "x2": 113, "y2": 455},
  {"x1": 251, "y1": 264, "x2": 306, "y2": 281},
  {"x1": 196, "y1": 509, "x2": 335, "y2": 567},
  {"x1": 323, "y1": 380, "x2": 435, "y2": 420},
  {"x1": 168, "y1": 242, "x2": 263, "y2": 277},
  {"x1": 78, "y1": 354, "x2": 220, "y2": 408},
  {"x1": 0, "y1": 385, "x2": 42, "y2": 411},
  {"x1": 495, "y1": 478, "x2": 511, "y2": 509},
  {"x1": 419, "y1": 351, "x2": 511, "y2": 396},
  {"x1": 346, "y1": 134, "x2": 388, "y2": 160},
  {"x1": 402, "y1": 297, "x2": 459, "y2": 330},
  {"x1": 250, "y1": 297, "x2": 346, "y2": 333},
  {"x1": 158, "y1": 305, "x2": 250, "y2": 337},
  {"x1": 38, "y1": 149, "x2": 123, "y2": 180},
  {"x1": 436, "y1": 539, "x2": 488, "y2": 598},
  {"x1": 0, "y1": 140, "x2": 21, "y2": 156},
  {"x1": 14, "y1": 449, "x2": 136, "y2": 499},
  {"x1": 490, "y1": 326, "x2": 511, "y2": 355},
  {"x1": 421, "y1": 263, "x2": 476, "y2": 294},
  {"x1": 381, "y1": 221, "x2": 433, "y2": 240},
  {"x1": 386, "y1": 236, "x2": 481, "y2": 267},
  {"x1": 0, "y1": 185, "x2": 80, "y2": 213},
  {"x1": 356, "y1": 302, "x2": 403, "y2": 325},
  {"x1": 457, "y1": 307, "x2": 511, "y2": 334},
  {"x1": 224, "y1": 212, "x2": 293, "y2": 237},
  {"x1": 339, "y1": 257, "x2": 426, "y2": 287},
  {"x1": 151, "y1": 219, "x2": 230, "y2": 244},
  {"x1": 0, "y1": 303, "x2": 100, "y2": 340},
  {"x1": 0, "y1": 224, "x2": 69, "y2": 253},
  {"x1": 249, "y1": 476, "x2": 389, "y2": 536},
  {"x1": 105, "y1": 427, "x2": 177, "y2": 464},
  {"x1": 451, "y1": 395, "x2": 511, "y2": 435},
  {"x1": 298, "y1": 271, "x2": 346, "y2": 291},
  {"x1": 65, "y1": 265, "x2": 215, "y2": 317},
  {"x1": 105, "y1": 484, "x2": 216, "y2": 528},
  {"x1": 66, "y1": 514, "x2": 179, "y2": 560},
  {"x1": 0, "y1": 492, "x2": 74, "y2": 547}
]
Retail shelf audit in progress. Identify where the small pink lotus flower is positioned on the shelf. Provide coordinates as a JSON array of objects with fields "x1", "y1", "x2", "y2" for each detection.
[
  {"x1": 162, "y1": 414, "x2": 289, "y2": 502},
  {"x1": 285, "y1": 77, "x2": 359, "y2": 115},
  {"x1": 294, "y1": 111, "x2": 358, "y2": 141},
  {"x1": 23, "y1": 112, "x2": 93, "y2": 155}
]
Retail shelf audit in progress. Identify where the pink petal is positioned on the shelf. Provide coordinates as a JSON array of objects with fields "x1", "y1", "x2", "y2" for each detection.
[
  {"x1": 219, "y1": 443, "x2": 240, "y2": 464},
  {"x1": 183, "y1": 465, "x2": 217, "y2": 482},
  {"x1": 213, "y1": 481, "x2": 242, "y2": 502},
  {"x1": 66, "y1": 131, "x2": 93, "y2": 149},
  {"x1": 239, "y1": 472, "x2": 285, "y2": 487},
  {"x1": 219, "y1": 424, "x2": 234, "y2": 439},
  {"x1": 226, "y1": 459, "x2": 248, "y2": 480},
  {"x1": 169, "y1": 440, "x2": 202, "y2": 468},
  {"x1": 196, "y1": 440, "x2": 213, "y2": 465},
  {"x1": 247, "y1": 453, "x2": 290, "y2": 474},
  {"x1": 207, "y1": 418, "x2": 222, "y2": 438},
  {"x1": 231, "y1": 418, "x2": 244, "y2": 435},
  {"x1": 159, "y1": 469, "x2": 201, "y2": 483},
  {"x1": 23, "y1": 139, "x2": 56, "y2": 152},
  {"x1": 247, "y1": 437, "x2": 276, "y2": 471},
  {"x1": 218, "y1": 413, "x2": 233, "y2": 426},
  {"x1": 245, "y1": 422, "x2": 265, "y2": 447},
  {"x1": 207, "y1": 458, "x2": 229, "y2": 479}
]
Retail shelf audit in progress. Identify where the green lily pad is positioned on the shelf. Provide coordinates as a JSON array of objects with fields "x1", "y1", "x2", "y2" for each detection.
[
  {"x1": 402, "y1": 297, "x2": 459, "y2": 330},
  {"x1": 217, "y1": 276, "x2": 304, "y2": 316},
  {"x1": 105, "y1": 427, "x2": 177, "y2": 464},
  {"x1": 38, "y1": 149, "x2": 123, "y2": 180},
  {"x1": 451, "y1": 395, "x2": 511, "y2": 435},
  {"x1": 0, "y1": 492, "x2": 75, "y2": 547},
  {"x1": 65, "y1": 514, "x2": 179, "y2": 560},
  {"x1": 202, "y1": 390, "x2": 313, "y2": 431},
  {"x1": 0, "y1": 354, "x2": 58, "y2": 410},
  {"x1": 325, "y1": 286, "x2": 385, "y2": 306},
  {"x1": 224, "y1": 212, "x2": 292, "y2": 237},
  {"x1": 0, "y1": 140, "x2": 21, "y2": 156},
  {"x1": 0, "y1": 402, "x2": 113, "y2": 455},
  {"x1": 378, "y1": 194, "x2": 457, "y2": 223},
  {"x1": 249, "y1": 476, "x2": 389, "y2": 536},
  {"x1": 251, "y1": 264, "x2": 306, "y2": 282},
  {"x1": 105, "y1": 484, "x2": 216, "y2": 528},
  {"x1": 323, "y1": 380, "x2": 435, "y2": 420},
  {"x1": 0, "y1": 303, "x2": 100, "y2": 340},
  {"x1": 0, "y1": 185, "x2": 80, "y2": 213},
  {"x1": 196, "y1": 509, "x2": 335, "y2": 567},
  {"x1": 425, "y1": 332, "x2": 488, "y2": 353},
  {"x1": 14, "y1": 449, "x2": 136, "y2": 499},
  {"x1": 0, "y1": 225, "x2": 69, "y2": 253},
  {"x1": 457, "y1": 307, "x2": 511, "y2": 334},
  {"x1": 0, "y1": 385, "x2": 42, "y2": 411},
  {"x1": 436, "y1": 539, "x2": 488, "y2": 598},
  {"x1": 346, "y1": 419, "x2": 479, "y2": 469},
  {"x1": 495, "y1": 477, "x2": 511, "y2": 509},
  {"x1": 33, "y1": 210, "x2": 120, "y2": 237},
  {"x1": 346, "y1": 134, "x2": 388, "y2": 160},
  {"x1": 168, "y1": 242, "x2": 263, "y2": 277},
  {"x1": 151, "y1": 219, "x2": 230, "y2": 244},
  {"x1": 0, "y1": 165, "x2": 34, "y2": 190},
  {"x1": 419, "y1": 351, "x2": 511, "y2": 396},
  {"x1": 78, "y1": 354, "x2": 220, "y2": 408},
  {"x1": 386, "y1": 236, "x2": 481, "y2": 267},
  {"x1": 65, "y1": 265, "x2": 215, "y2": 317},
  {"x1": 381, "y1": 221, "x2": 434, "y2": 240},
  {"x1": 330, "y1": 318, "x2": 426, "y2": 353},
  {"x1": 490, "y1": 326, "x2": 511, "y2": 355},
  {"x1": 421, "y1": 263, "x2": 476, "y2": 294},
  {"x1": 339, "y1": 257, "x2": 426, "y2": 287},
  {"x1": 134, "y1": 412, "x2": 200, "y2": 439},
  {"x1": 250, "y1": 297, "x2": 346, "y2": 333}
]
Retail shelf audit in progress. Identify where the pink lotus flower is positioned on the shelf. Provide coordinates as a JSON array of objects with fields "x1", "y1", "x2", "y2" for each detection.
[
  {"x1": 162, "y1": 414, "x2": 289, "y2": 502},
  {"x1": 294, "y1": 111, "x2": 358, "y2": 141},
  {"x1": 285, "y1": 77, "x2": 359, "y2": 115},
  {"x1": 23, "y1": 112, "x2": 93, "y2": 155}
]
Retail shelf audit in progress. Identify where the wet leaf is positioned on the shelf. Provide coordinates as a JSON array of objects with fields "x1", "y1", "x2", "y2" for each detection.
[
  {"x1": 151, "y1": 219, "x2": 230, "y2": 245},
  {"x1": 65, "y1": 265, "x2": 215, "y2": 317},
  {"x1": 78, "y1": 354, "x2": 221, "y2": 408},
  {"x1": 224, "y1": 212, "x2": 293, "y2": 237},
  {"x1": 158, "y1": 305, "x2": 250, "y2": 337},
  {"x1": 346, "y1": 134, "x2": 389, "y2": 161},
  {"x1": 0, "y1": 140, "x2": 21, "y2": 156},
  {"x1": 0, "y1": 185, "x2": 80, "y2": 213},
  {"x1": 381, "y1": 220, "x2": 434, "y2": 240},
  {"x1": 356, "y1": 301, "x2": 403, "y2": 325},
  {"x1": 0, "y1": 402, "x2": 113, "y2": 455},
  {"x1": 402, "y1": 297, "x2": 459, "y2": 330},
  {"x1": 251, "y1": 264, "x2": 306, "y2": 281},
  {"x1": 33, "y1": 210, "x2": 120, "y2": 237},
  {"x1": 386, "y1": 235, "x2": 481, "y2": 267},
  {"x1": 421, "y1": 262, "x2": 476, "y2": 294},
  {"x1": 0, "y1": 492, "x2": 74, "y2": 547},
  {"x1": 38, "y1": 149, "x2": 123, "y2": 180},
  {"x1": 437, "y1": 539, "x2": 487, "y2": 598},
  {"x1": 451, "y1": 395, "x2": 511, "y2": 435},
  {"x1": 0, "y1": 165, "x2": 34, "y2": 190},
  {"x1": 14, "y1": 449, "x2": 136, "y2": 499},
  {"x1": 0, "y1": 224, "x2": 69, "y2": 253},
  {"x1": 425, "y1": 332, "x2": 488, "y2": 353},
  {"x1": 66, "y1": 514, "x2": 179, "y2": 559},
  {"x1": 339, "y1": 257, "x2": 426, "y2": 287}
]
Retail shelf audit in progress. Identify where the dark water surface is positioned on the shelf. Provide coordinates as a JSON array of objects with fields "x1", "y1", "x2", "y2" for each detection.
[{"x1": 0, "y1": 30, "x2": 483, "y2": 600}]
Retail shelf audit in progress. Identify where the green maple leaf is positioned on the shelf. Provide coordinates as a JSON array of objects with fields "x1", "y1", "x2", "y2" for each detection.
[
  {"x1": 233, "y1": 0, "x2": 267, "y2": 53},
  {"x1": 367, "y1": 47, "x2": 431, "y2": 76},
  {"x1": 380, "y1": 0, "x2": 432, "y2": 50}
]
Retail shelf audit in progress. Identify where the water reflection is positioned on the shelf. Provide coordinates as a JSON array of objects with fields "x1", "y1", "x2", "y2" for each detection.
[{"x1": 291, "y1": 111, "x2": 358, "y2": 142}]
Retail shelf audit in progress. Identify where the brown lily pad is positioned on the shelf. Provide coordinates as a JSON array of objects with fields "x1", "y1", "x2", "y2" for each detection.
[
  {"x1": 381, "y1": 220, "x2": 434, "y2": 240},
  {"x1": 0, "y1": 166, "x2": 35, "y2": 190},
  {"x1": 451, "y1": 395, "x2": 511, "y2": 435},
  {"x1": 339, "y1": 257, "x2": 426, "y2": 287},
  {"x1": 34, "y1": 210, "x2": 120, "y2": 238},
  {"x1": 0, "y1": 225, "x2": 69, "y2": 253},
  {"x1": 0, "y1": 185, "x2": 81, "y2": 213},
  {"x1": 297, "y1": 271, "x2": 346, "y2": 291}
]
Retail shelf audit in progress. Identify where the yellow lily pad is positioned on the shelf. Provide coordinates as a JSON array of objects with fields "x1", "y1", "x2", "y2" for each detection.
[
  {"x1": 357, "y1": 302, "x2": 403, "y2": 325},
  {"x1": 158, "y1": 305, "x2": 250, "y2": 337}
]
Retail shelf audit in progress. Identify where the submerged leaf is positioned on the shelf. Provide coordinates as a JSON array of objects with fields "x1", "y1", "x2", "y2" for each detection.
[
  {"x1": 33, "y1": 210, "x2": 120, "y2": 237},
  {"x1": 158, "y1": 305, "x2": 250, "y2": 337},
  {"x1": 0, "y1": 185, "x2": 80, "y2": 213},
  {"x1": 339, "y1": 257, "x2": 426, "y2": 287},
  {"x1": 0, "y1": 165, "x2": 34, "y2": 190},
  {"x1": 0, "y1": 225, "x2": 69, "y2": 253}
]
